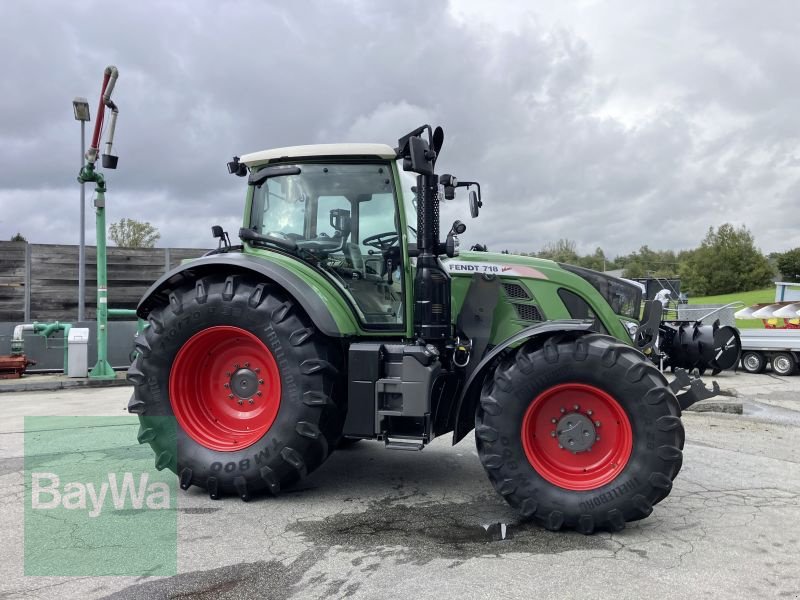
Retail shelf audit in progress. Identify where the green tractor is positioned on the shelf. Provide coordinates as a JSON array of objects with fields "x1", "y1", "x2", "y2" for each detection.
[{"x1": 128, "y1": 125, "x2": 714, "y2": 533}]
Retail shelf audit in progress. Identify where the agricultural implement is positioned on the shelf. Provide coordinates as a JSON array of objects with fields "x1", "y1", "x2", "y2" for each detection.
[{"x1": 128, "y1": 125, "x2": 721, "y2": 533}]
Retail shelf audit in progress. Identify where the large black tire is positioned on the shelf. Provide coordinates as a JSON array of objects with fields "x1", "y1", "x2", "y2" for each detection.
[
  {"x1": 741, "y1": 351, "x2": 766, "y2": 374},
  {"x1": 127, "y1": 274, "x2": 344, "y2": 500},
  {"x1": 476, "y1": 333, "x2": 684, "y2": 534}
]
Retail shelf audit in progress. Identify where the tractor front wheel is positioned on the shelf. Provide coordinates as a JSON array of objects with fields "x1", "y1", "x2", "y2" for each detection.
[
  {"x1": 475, "y1": 333, "x2": 684, "y2": 533},
  {"x1": 127, "y1": 274, "x2": 344, "y2": 500}
]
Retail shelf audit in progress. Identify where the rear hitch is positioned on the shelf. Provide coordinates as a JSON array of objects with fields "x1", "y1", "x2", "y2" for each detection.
[{"x1": 669, "y1": 368, "x2": 721, "y2": 411}]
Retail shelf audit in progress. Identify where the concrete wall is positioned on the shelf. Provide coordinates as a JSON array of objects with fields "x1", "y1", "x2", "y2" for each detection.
[{"x1": 0, "y1": 320, "x2": 139, "y2": 372}]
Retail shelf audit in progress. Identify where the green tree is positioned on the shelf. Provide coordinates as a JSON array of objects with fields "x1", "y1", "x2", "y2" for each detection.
[
  {"x1": 678, "y1": 224, "x2": 774, "y2": 295},
  {"x1": 622, "y1": 261, "x2": 646, "y2": 279},
  {"x1": 10, "y1": 232, "x2": 26, "y2": 242},
  {"x1": 577, "y1": 247, "x2": 608, "y2": 271},
  {"x1": 536, "y1": 238, "x2": 579, "y2": 264},
  {"x1": 776, "y1": 248, "x2": 800, "y2": 282},
  {"x1": 617, "y1": 245, "x2": 680, "y2": 278},
  {"x1": 108, "y1": 218, "x2": 161, "y2": 248}
]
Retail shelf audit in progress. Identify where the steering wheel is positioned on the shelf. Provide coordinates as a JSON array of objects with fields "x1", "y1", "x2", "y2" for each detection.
[{"x1": 362, "y1": 231, "x2": 399, "y2": 251}]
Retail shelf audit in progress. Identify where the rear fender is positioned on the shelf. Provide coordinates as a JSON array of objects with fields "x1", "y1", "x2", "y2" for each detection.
[
  {"x1": 451, "y1": 319, "x2": 595, "y2": 444},
  {"x1": 136, "y1": 253, "x2": 357, "y2": 337}
]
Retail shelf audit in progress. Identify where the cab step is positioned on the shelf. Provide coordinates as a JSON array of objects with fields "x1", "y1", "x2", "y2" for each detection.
[{"x1": 384, "y1": 437, "x2": 425, "y2": 451}]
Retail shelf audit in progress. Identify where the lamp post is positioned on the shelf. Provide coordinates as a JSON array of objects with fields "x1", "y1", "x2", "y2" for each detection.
[{"x1": 73, "y1": 97, "x2": 91, "y2": 323}]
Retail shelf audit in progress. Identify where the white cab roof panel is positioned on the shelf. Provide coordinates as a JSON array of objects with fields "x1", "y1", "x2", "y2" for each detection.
[{"x1": 240, "y1": 143, "x2": 397, "y2": 167}]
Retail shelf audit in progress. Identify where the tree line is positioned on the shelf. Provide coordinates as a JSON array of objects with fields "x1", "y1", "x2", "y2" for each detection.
[{"x1": 506, "y1": 223, "x2": 799, "y2": 296}]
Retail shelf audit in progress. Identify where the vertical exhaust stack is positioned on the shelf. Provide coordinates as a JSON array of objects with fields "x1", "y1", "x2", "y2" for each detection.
[{"x1": 396, "y1": 126, "x2": 451, "y2": 342}]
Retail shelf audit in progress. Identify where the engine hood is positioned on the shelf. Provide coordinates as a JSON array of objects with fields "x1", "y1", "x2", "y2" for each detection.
[{"x1": 442, "y1": 251, "x2": 558, "y2": 280}]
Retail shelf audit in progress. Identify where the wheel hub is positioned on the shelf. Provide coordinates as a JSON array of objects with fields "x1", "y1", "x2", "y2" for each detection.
[
  {"x1": 555, "y1": 412, "x2": 597, "y2": 453},
  {"x1": 744, "y1": 355, "x2": 760, "y2": 370},
  {"x1": 230, "y1": 367, "x2": 259, "y2": 399},
  {"x1": 521, "y1": 383, "x2": 633, "y2": 491}
]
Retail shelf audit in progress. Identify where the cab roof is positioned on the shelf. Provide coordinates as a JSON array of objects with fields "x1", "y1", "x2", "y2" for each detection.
[{"x1": 240, "y1": 143, "x2": 397, "y2": 168}]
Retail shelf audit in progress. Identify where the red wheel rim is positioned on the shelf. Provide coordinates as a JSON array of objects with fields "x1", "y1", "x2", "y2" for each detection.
[
  {"x1": 521, "y1": 383, "x2": 633, "y2": 491},
  {"x1": 169, "y1": 326, "x2": 281, "y2": 451}
]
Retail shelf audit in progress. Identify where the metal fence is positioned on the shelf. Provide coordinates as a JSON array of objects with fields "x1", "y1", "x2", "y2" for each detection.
[{"x1": 674, "y1": 304, "x2": 737, "y2": 327}]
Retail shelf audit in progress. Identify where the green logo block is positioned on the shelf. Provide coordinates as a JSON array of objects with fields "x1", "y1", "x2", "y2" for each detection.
[{"x1": 24, "y1": 416, "x2": 177, "y2": 576}]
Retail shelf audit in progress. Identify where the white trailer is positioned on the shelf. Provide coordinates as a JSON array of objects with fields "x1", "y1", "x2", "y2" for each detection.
[{"x1": 739, "y1": 329, "x2": 800, "y2": 375}]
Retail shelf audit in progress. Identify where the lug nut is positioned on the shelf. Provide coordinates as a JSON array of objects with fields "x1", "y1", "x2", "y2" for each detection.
[
  {"x1": 558, "y1": 444, "x2": 563, "y2": 449},
  {"x1": 596, "y1": 436, "x2": 601, "y2": 441},
  {"x1": 234, "y1": 364, "x2": 240, "y2": 369},
  {"x1": 244, "y1": 362, "x2": 250, "y2": 368},
  {"x1": 248, "y1": 398, "x2": 254, "y2": 405},
  {"x1": 551, "y1": 418, "x2": 557, "y2": 424},
  {"x1": 223, "y1": 383, "x2": 230, "y2": 388},
  {"x1": 237, "y1": 399, "x2": 243, "y2": 405},
  {"x1": 560, "y1": 407, "x2": 566, "y2": 413},
  {"x1": 228, "y1": 394, "x2": 234, "y2": 399},
  {"x1": 587, "y1": 410, "x2": 593, "y2": 416},
  {"x1": 595, "y1": 421, "x2": 601, "y2": 427},
  {"x1": 550, "y1": 431, "x2": 556, "y2": 437},
  {"x1": 226, "y1": 372, "x2": 232, "y2": 377},
  {"x1": 255, "y1": 368, "x2": 260, "y2": 373},
  {"x1": 257, "y1": 391, "x2": 262, "y2": 397},
  {"x1": 573, "y1": 404, "x2": 579, "y2": 410},
  {"x1": 258, "y1": 379, "x2": 264, "y2": 384}
]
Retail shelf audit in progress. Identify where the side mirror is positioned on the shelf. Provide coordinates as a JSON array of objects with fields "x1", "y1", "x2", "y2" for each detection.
[
  {"x1": 450, "y1": 219, "x2": 466, "y2": 235},
  {"x1": 469, "y1": 190, "x2": 480, "y2": 218}
]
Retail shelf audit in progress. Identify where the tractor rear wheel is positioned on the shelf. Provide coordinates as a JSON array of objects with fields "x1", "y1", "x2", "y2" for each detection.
[
  {"x1": 475, "y1": 333, "x2": 684, "y2": 533},
  {"x1": 127, "y1": 274, "x2": 344, "y2": 500}
]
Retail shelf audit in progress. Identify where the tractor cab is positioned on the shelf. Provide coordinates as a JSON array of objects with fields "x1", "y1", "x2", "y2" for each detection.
[{"x1": 232, "y1": 139, "x2": 475, "y2": 334}]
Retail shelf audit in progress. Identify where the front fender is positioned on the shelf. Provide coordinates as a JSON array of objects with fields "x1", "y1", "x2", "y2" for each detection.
[
  {"x1": 451, "y1": 319, "x2": 595, "y2": 444},
  {"x1": 136, "y1": 253, "x2": 358, "y2": 338}
]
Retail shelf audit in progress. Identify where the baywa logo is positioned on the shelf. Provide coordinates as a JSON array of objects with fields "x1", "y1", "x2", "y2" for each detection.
[
  {"x1": 24, "y1": 416, "x2": 177, "y2": 576},
  {"x1": 31, "y1": 472, "x2": 171, "y2": 518}
]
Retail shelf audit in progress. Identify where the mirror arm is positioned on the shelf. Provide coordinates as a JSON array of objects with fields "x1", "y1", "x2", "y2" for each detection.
[{"x1": 456, "y1": 181, "x2": 482, "y2": 204}]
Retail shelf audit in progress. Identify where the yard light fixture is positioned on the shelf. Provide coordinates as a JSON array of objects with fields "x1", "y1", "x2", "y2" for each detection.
[{"x1": 72, "y1": 97, "x2": 90, "y2": 122}]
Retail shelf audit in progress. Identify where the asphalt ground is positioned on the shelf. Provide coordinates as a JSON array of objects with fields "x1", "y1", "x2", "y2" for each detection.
[{"x1": 1, "y1": 370, "x2": 799, "y2": 599}]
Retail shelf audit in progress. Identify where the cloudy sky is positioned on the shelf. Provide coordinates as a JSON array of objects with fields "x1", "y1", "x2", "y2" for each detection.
[{"x1": 1, "y1": 0, "x2": 798, "y2": 257}]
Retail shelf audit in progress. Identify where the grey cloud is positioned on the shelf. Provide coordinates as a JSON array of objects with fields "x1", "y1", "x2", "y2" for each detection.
[{"x1": 0, "y1": 0, "x2": 798, "y2": 255}]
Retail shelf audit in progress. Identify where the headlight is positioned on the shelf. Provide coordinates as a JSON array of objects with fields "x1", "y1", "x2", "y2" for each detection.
[{"x1": 621, "y1": 319, "x2": 638, "y2": 340}]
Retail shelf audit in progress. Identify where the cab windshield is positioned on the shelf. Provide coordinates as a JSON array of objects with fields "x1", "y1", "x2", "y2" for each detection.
[{"x1": 248, "y1": 162, "x2": 405, "y2": 327}]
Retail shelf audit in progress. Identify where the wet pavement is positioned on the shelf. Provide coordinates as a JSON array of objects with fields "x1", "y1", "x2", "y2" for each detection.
[{"x1": 1, "y1": 371, "x2": 799, "y2": 599}]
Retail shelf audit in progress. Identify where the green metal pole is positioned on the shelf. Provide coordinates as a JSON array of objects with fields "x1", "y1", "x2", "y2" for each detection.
[
  {"x1": 88, "y1": 173, "x2": 114, "y2": 380},
  {"x1": 77, "y1": 164, "x2": 115, "y2": 379}
]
